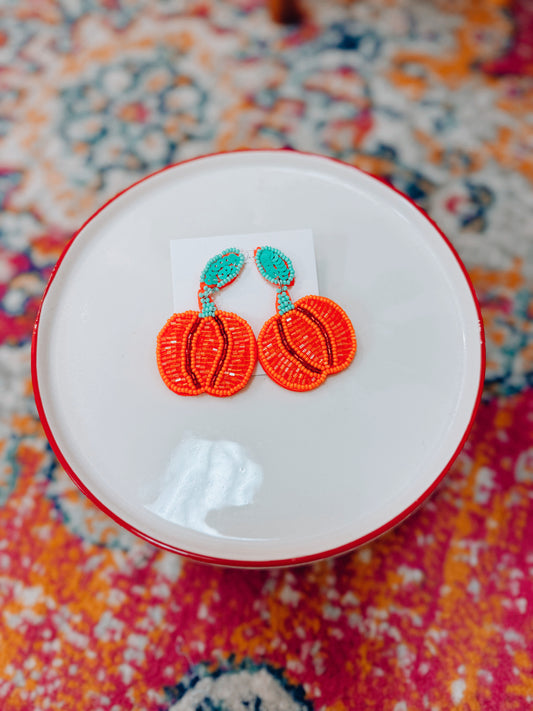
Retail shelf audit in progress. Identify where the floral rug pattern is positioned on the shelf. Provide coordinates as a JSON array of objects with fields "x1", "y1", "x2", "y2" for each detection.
[{"x1": 1, "y1": 0, "x2": 532, "y2": 708}]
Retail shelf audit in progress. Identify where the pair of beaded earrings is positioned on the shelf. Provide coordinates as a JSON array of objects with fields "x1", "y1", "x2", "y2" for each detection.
[{"x1": 156, "y1": 246, "x2": 357, "y2": 397}]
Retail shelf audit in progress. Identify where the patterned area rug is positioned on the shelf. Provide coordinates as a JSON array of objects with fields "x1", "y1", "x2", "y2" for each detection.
[{"x1": 1, "y1": 0, "x2": 533, "y2": 708}]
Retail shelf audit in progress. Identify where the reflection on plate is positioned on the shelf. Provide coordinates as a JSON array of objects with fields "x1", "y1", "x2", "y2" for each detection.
[
  {"x1": 32, "y1": 151, "x2": 484, "y2": 567},
  {"x1": 145, "y1": 435, "x2": 263, "y2": 538}
]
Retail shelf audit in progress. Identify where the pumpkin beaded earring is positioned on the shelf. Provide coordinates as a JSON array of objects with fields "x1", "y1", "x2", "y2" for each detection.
[
  {"x1": 157, "y1": 248, "x2": 257, "y2": 397},
  {"x1": 254, "y1": 246, "x2": 357, "y2": 392}
]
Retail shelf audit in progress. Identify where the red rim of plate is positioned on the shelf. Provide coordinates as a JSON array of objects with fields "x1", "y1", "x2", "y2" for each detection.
[{"x1": 31, "y1": 149, "x2": 486, "y2": 568}]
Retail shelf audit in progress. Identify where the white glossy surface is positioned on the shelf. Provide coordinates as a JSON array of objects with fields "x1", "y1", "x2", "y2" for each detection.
[{"x1": 35, "y1": 151, "x2": 483, "y2": 563}]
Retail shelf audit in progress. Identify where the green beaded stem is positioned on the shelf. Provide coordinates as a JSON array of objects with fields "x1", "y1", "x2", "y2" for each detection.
[
  {"x1": 254, "y1": 246, "x2": 295, "y2": 316},
  {"x1": 275, "y1": 286, "x2": 294, "y2": 316},
  {"x1": 198, "y1": 248, "x2": 244, "y2": 318}
]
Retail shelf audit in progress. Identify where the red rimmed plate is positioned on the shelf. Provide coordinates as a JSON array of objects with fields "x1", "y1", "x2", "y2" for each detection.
[{"x1": 32, "y1": 150, "x2": 485, "y2": 567}]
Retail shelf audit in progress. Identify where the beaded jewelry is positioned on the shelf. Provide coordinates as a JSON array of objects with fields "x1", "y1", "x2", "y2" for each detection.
[
  {"x1": 254, "y1": 246, "x2": 357, "y2": 392},
  {"x1": 157, "y1": 248, "x2": 257, "y2": 397}
]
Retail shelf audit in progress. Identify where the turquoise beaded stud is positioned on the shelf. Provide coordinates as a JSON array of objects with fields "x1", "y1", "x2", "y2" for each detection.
[
  {"x1": 255, "y1": 246, "x2": 295, "y2": 316},
  {"x1": 198, "y1": 248, "x2": 244, "y2": 318}
]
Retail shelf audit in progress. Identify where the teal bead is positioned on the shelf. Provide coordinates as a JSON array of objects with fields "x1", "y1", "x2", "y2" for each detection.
[{"x1": 201, "y1": 248, "x2": 244, "y2": 288}]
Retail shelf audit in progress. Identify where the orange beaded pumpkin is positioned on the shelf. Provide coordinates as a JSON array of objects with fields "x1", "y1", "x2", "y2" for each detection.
[
  {"x1": 254, "y1": 246, "x2": 357, "y2": 392},
  {"x1": 157, "y1": 248, "x2": 257, "y2": 397}
]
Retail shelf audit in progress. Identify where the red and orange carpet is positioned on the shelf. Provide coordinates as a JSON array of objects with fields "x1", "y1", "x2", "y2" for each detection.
[{"x1": 1, "y1": 0, "x2": 532, "y2": 708}]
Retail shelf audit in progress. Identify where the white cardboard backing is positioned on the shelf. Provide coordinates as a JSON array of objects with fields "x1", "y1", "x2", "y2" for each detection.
[{"x1": 170, "y1": 229, "x2": 319, "y2": 375}]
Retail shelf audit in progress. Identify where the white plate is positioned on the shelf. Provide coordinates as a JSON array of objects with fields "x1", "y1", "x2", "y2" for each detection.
[{"x1": 32, "y1": 151, "x2": 484, "y2": 566}]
